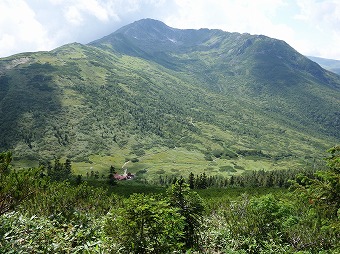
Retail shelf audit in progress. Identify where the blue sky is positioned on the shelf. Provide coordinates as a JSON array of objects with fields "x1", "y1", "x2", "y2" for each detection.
[{"x1": 1, "y1": 0, "x2": 340, "y2": 60}]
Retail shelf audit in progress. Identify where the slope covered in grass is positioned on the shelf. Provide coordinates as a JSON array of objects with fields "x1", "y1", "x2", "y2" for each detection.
[{"x1": 1, "y1": 19, "x2": 339, "y2": 179}]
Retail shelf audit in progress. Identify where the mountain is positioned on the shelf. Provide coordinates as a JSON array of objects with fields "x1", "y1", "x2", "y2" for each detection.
[
  {"x1": 91, "y1": 18, "x2": 340, "y2": 139},
  {"x1": 0, "y1": 19, "x2": 339, "y2": 178},
  {"x1": 308, "y1": 56, "x2": 340, "y2": 75},
  {"x1": 91, "y1": 19, "x2": 335, "y2": 86}
]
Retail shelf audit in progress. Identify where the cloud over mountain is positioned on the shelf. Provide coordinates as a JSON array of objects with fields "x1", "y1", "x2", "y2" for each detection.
[{"x1": 1, "y1": 0, "x2": 340, "y2": 59}]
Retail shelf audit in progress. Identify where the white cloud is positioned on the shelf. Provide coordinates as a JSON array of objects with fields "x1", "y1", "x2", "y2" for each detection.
[
  {"x1": 164, "y1": 0, "x2": 340, "y2": 60},
  {"x1": 296, "y1": 0, "x2": 340, "y2": 30},
  {"x1": 64, "y1": 6, "x2": 84, "y2": 25},
  {"x1": 164, "y1": 0, "x2": 301, "y2": 54},
  {"x1": 0, "y1": 0, "x2": 55, "y2": 57},
  {"x1": 166, "y1": 0, "x2": 286, "y2": 32},
  {"x1": 1, "y1": 0, "x2": 340, "y2": 60},
  {"x1": 0, "y1": 34, "x2": 15, "y2": 56},
  {"x1": 294, "y1": 0, "x2": 340, "y2": 59},
  {"x1": 82, "y1": 0, "x2": 112, "y2": 21},
  {"x1": 50, "y1": 0, "x2": 124, "y2": 25},
  {"x1": 164, "y1": 0, "x2": 296, "y2": 48}
]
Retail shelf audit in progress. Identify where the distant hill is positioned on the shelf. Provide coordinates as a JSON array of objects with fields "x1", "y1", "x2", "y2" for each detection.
[
  {"x1": 0, "y1": 19, "x2": 339, "y2": 178},
  {"x1": 308, "y1": 56, "x2": 340, "y2": 75}
]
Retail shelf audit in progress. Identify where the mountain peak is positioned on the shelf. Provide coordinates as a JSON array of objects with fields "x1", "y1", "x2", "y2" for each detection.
[
  {"x1": 89, "y1": 18, "x2": 225, "y2": 63},
  {"x1": 89, "y1": 18, "x2": 183, "y2": 59},
  {"x1": 114, "y1": 18, "x2": 173, "y2": 33},
  {"x1": 114, "y1": 18, "x2": 178, "y2": 41},
  {"x1": 90, "y1": 19, "x2": 334, "y2": 85}
]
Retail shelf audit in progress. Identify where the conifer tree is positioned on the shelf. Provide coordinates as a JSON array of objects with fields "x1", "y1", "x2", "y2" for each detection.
[
  {"x1": 188, "y1": 172, "x2": 195, "y2": 189},
  {"x1": 167, "y1": 178, "x2": 204, "y2": 249}
]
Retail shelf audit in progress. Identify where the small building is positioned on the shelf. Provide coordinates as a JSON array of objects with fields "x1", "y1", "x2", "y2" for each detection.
[{"x1": 113, "y1": 168, "x2": 135, "y2": 180}]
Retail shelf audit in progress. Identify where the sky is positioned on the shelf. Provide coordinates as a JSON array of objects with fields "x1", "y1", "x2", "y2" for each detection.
[{"x1": 1, "y1": 0, "x2": 340, "y2": 60}]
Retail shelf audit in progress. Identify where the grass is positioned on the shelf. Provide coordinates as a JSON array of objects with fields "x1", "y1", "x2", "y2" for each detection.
[
  {"x1": 88, "y1": 179, "x2": 167, "y2": 197},
  {"x1": 68, "y1": 144, "x2": 314, "y2": 183}
]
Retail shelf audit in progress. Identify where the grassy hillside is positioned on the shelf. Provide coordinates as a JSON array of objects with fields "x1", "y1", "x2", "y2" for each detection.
[
  {"x1": 1, "y1": 20, "x2": 339, "y2": 180},
  {"x1": 93, "y1": 19, "x2": 340, "y2": 139}
]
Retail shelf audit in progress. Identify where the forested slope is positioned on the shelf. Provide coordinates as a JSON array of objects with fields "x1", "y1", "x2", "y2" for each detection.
[{"x1": 0, "y1": 19, "x2": 339, "y2": 177}]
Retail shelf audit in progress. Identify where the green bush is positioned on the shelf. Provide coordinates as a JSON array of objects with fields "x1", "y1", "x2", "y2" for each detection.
[
  {"x1": 104, "y1": 193, "x2": 185, "y2": 253},
  {"x1": 212, "y1": 149, "x2": 223, "y2": 158},
  {"x1": 0, "y1": 212, "x2": 104, "y2": 253},
  {"x1": 222, "y1": 194, "x2": 295, "y2": 253},
  {"x1": 287, "y1": 146, "x2": 340, "y2": 251},
  {"x1": 131, "y1": 157, "x2": 139, "y2": 163},
  {"x1": 219, "y1": 165, "x2": 237, "y2": 172},
  {"x1": 19, "y1": 181, "x2": 116, "y2": 221},
  {"x1": 1, "y1": 151, "x2": 44, "y2": 216}
]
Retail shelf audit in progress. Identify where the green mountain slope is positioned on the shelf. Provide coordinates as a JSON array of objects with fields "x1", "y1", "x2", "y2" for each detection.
[
  {"x1": 91, "y1": 19, "x2": 339, "y2": 139},
  {"x1": 0, "y1": 19, "x2": 339, "y2": 179}
]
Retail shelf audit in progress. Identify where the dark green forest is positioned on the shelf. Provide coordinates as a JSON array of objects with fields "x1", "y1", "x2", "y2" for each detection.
[{"x1": 0, "y1": 147, "x2": 339, "y2": 253}]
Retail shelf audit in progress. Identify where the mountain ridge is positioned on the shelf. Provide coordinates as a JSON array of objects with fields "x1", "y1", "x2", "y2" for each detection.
[
  {"x1": 307, "y1": 55, "x2": 340, "y2": 75},
  {"x1": 91, "y1": 19, "x2": 339, "y2": 91}
]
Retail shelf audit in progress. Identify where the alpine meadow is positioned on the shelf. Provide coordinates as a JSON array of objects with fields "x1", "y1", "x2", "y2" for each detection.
[{"x1": 0, "y1": 19, "x2": 339, "y2": 253}]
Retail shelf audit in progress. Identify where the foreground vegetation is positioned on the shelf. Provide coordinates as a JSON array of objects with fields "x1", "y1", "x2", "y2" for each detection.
[{"x1": 0, "y1": 146, "x2": 339, "y2": 253}]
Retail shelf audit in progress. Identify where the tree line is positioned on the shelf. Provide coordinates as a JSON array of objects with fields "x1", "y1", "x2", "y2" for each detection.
[{"x1": 155, "y1": 165, "x2": 322, "y2": 189}]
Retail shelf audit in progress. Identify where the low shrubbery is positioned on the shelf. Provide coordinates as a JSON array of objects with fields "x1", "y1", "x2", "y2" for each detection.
[{"x1": 0, "y1": 147, "x2": 339, "y2": 253}]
